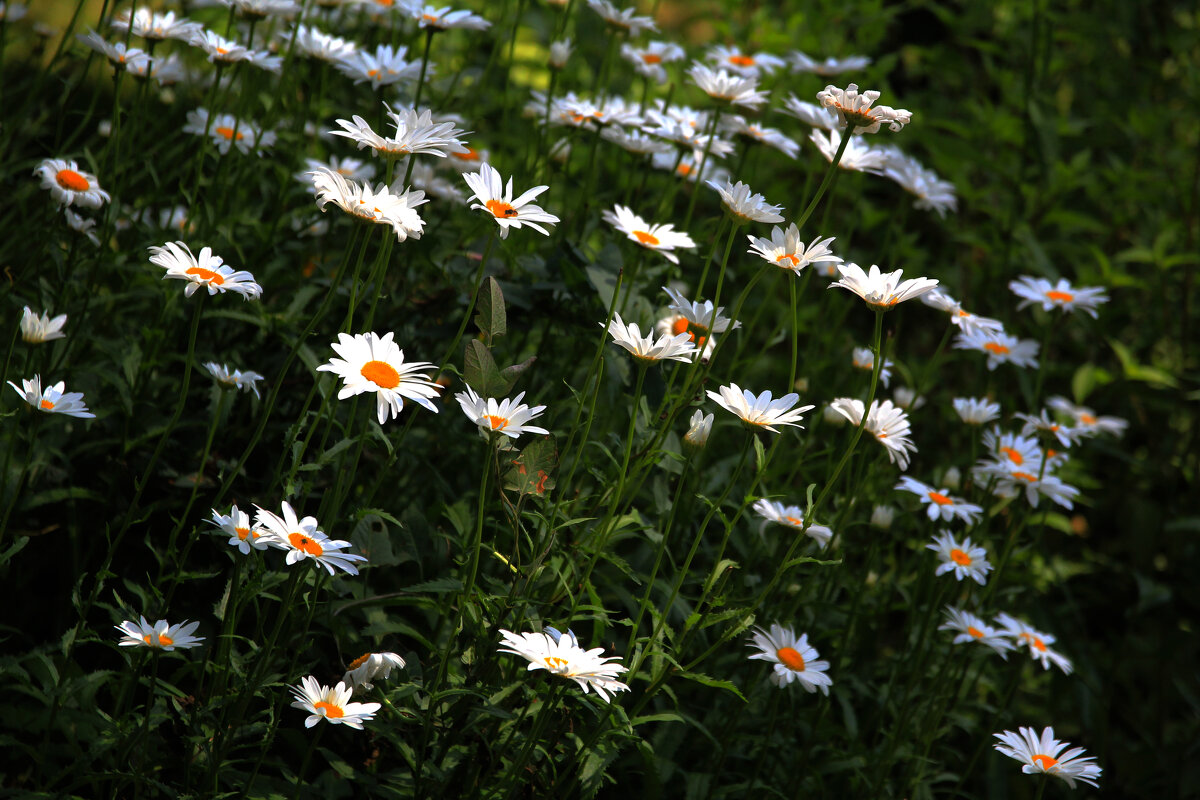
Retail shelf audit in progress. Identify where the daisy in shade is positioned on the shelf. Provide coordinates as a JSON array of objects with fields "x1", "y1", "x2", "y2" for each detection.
[
  {"x1": 621, "y1": 41, "x2": 684, "y2": 84},
  {"x1": 76, "y1": 29, "x2": 149, "y2": 70},
  {"x1": 983, "y1": 468, "x2": 1081, "y2": 510},
  {"x1": 830, "y1": 263, "x2": 938, "y2": 310},
  {"x1": 707, "y1": 179, "x2": 784, "y2": 224},
  {"x1": 586, "y1": 0, "x2": 658, "y2": 36},
  {"x1": 707, "y1": 384, "x2": 813, "y2": 434},
  {"x1": 222, "y1": 0, "x2": 301, "y2": 20},
  {"x1": 683, "y1": 409, "x2": 714, "y2": 447},
  {"x1": 65, "y1": 211, "x2": 99, "y2": 243},
  {"x1": 602, "y1": 205, "x2": 695, "y2": 263},
  {"x1": 456, "y1": 386, "x2": 549, "y2": 439},
  {"x1": 747, "y1": 225, "x2": 841, "y2": 276},
  {"x1": 1014, "y1": 409, "x2": 1084, "y2": 448},
  {"x1": 1009, "y1": 276, "x2": 1109, "y2": 318},
  {"x1": 606, "y1": 313, "x2": 697, "y2": 363},
  {"x1": 289, "y1": 23, "x2": 357, "y2": 63},
  {"x1": 688, "y1": 63, "x2": 769, "y2": 109},
  {"x1": 939, "y1": 607, "x2": 1014, "y2": 658},
  {"x1": 335, "y1": 43, "x2": 422, "y2": 89},
  {"x1": 920, "y1": 289, "x2": 1005, "y2": 336},
  {"x1": 883, "y1": 152, "x2": 958, "y2": 218},
  {"x1": 498, "y1": 627, "x2": 630, "y2": 702},
  {"x1": 926, "y1": 531, "x2": 992, "y2": 585},
  {"x1": 462, "y1": 163, "x2": 559, "y2": 239},
  {"x1": 149, "y1": 241, "x2": 262, "y2": 299},
  {"x1": 317, "y1": 332, "x2": 441, "y2": 424},
  {"x1": 111, "y1": 9, "x2": 203, "y2": 42},
  {"x1": 851, "y1": 347, "x2": 893, "y2": 388},
  {"x1": 205, "y1": 362, "x2": 264, "y2": 398},
  {"x1": 816, "y1": 83, "x2": 911, "y2": 134},
  {"x1": 9, "y1": 376, "x2": 95, "y2": 418},
  {"x1": 309, "y1": 167, "x2": 427, "y2": 242},
  {"x1": 994, "y1": 727, "x2": 1101, "y2": 789},
  {"x1": 187, "y1": 30, "x2": 250, "y2": 64},
  {"x1": 809, "y1": 129, "x2": 889, "y2": 173},
  {"x1": 208, "y1": 504, "x2": 269, "y2": 554},
  {"x1": 723, "y1": 117, "x2": 800, "y2": 159},
  {"x1": 331, "y1": 105, "x2": 468, "y2": 159},
  {"x1": 706, "y1": 45, "x2": 786, "y2": 77},
  {"x1": 601, "y1": 126, "x2": 672, "y2": 156},
  {"x1": 548, "y1": 38, "x2": 572, "y2": 69},
  {"x1": 343, "y1": 652, "x2": 406, "y2": 692},
  {"x1": 255, "y1": 501, "x2": 368, "y2": 576},
  {"x1": 980, "y1": 429, "x2": 1044, "y2": 472},
  {"x1": 953, "y1": 397, "x2": 1001, "y2": 426},
  {"x1": 791, "y1": 51, "x2": 871, "y2": 76},
  {"x1": 116, "y1": 616, "x2": 204, "y2": 650},
  {"x1": 747, "y1": 624, "x2": 832, "y2": 693},
  {"x1": 290, "y1": 677, "x2": 380, "y2": 728},
  {"x1": 182, "y1": 109, "x2": 276, "y2": 156},
  {"x1": 954, "y1": 328, "x2": 1040, "y2": 370},
  {"x1": 781, "y1": 95, "x2": 841, "y2": 130},
  {"x1": 994, "y1": 613, "x2": 1073, "y2": 673},
  {"x1": 413, "y1": 5, "x2": 491, "y2": 30},
  {"x1": 298, "y1": 156, "x2": 376, "y2": 184},
  {"x1": 828, "y1": 398, "x2": 916, "y2": 469},
  {"x1": 896, "y1": 476, "x2": 983, "y2": 524},
  {"x1": 1046, "y1": 396, "x2": 1128, "y2": 438},
  {"x1": 34, "y1": 158, "x2": 111, "y2": 208},
  {"x1": 20, "y1": 307, "x2": 67, "y2": 343},
  {"x1": 752, "y1": 499, "x2": 832, "y2": 547}
]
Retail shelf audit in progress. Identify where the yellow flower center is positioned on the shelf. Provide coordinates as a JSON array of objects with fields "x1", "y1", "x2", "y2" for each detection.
[
  {"x1": 1079, "y1": 413, "x2": 1096, "y2": 425},
  {"x1": 776, "y1": 646, "x2": 805, "y2": 671},
  {"x1": 235, "y1": 526, "x2": 252, "y2": 541},
  {"x1": 544, "y1": 656, "x2": 570, "y2": 670},
  {"x1": 485, "y1": 415, "x2": 509, "y2": 431},
  {"x1": 1045, "y1": 290, "x2": 1074, "y2": 303},
  {"x1": 486, "y1": 199, "x2": 518, "y2": 218},
  {"x1": 185, "y1": 266, "x2": 225, "y2": 285},
  {"x1": 776, "y1": 253, "x2": 800, "y2": 268},
  {"x1": 40, "y1": 399, "x2": 55, "y2": 410},
  {"x1": 966, "y1": 626, "x2": 984, "y2": 638},
  {"x1": 452, "y1": 147, "x2": 479, "y2": 161},
  {"x1": 360, "y1": 360, "x2": 401, "y2": 389},
  {"x1": 1032, "y1": 754, "x2": 1058, "y2": 770},
  {"x1": 728, "y1": 54, "x2": 755, "y2": 67},
  {"x1": 56, "y1": 169, "x2": 91, "y2": 192},
  {"x1": 1001, "y1": 447, "x2": 1024, "y2": 465},
  {"x1": 984, "y1": 342, "x2": 1010, "y2": 355},
  {"x1": 633, "y1": 230, "x2": 660, "y2": 246},
  {"x1": 289, "y1": 532, "x2": 324, "y2": 556},
  {"x1": 1012, "y1": 471, "x2": 1038, "y2": 482},
  {"x1": 314, "y1": 701, "x2": 344, "y2": 718},
  {"x1": 641, "y1": 53, "x2": 662, "y2": 64},
  {"x1": 348, "y1": 653, "x2": 371, "y2": 670},
  {"x1": 950, "y1": 548, "x2": 971, "y2": 566},
  {"x1": 928, "y1": 491, "x2": 953, "y2": 506},
  {"x1": 214, "y1": 126, "x2": 245, "y2": 141}
]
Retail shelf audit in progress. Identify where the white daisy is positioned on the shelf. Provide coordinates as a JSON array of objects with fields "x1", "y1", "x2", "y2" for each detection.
[
  {"x1": 747, "y1": 624, "x2": 832, "y2": 693},
  {"x1": 926, "y1": 531, "x2": 992, "y2": 585},
  {"x1": 335, "y1": 43, "x2": 422, "y2": 88},
  {"x1": 939, "y1": 608, "x2": 1014, "y2": 658},
  {"x1": 683, "y1": 409, "x2": 714, "y2": 447},
  {"x1": 8, "y1": 375, "x2": 95, "y2": 419},
  {"x1": 790, "y1": 51, "x2": 871, "y2": 76},
  {"x1": 830, "y1": 263, "x2": 938, "y2": 309},
  {"x1": 953, "y1": 397, "x2": 1001, "y2": 426},
  {"x1": 883, "y1": 151, "x2": 957, "y2": 217},
  {"x1": 828, "y1": 398, "x2": 916, "y2": 470},
  {"x1": 462, "y1": 163, "x2": 559, "y2": 239},
  {"x1": 751, "y1": 499, "x2": 832, "y2": 547},
  {"x1": 620, "y1": 41, "x2": 684, "y2": 83},
  {"x1": 148, "y1": 241, "x2": 262, "y2": 299},
  {"x1": 204, "y1": 362, "x2": 264, "y2": 398},
  {"x1": 456, "y1": 386, "x2": 549, "y2": 439},
  {"x1": 289, "y1": 23, "x2": 357, "y2": 63},
  {"x1": 498, "y1": 627, "x2": 630, "y2": 702},
  {"x1": 706, "y1": 178, "x2": 784, "y2": 224},
  {"x1": 994, "y1": 614, "x2": 1073, "y2": 674},
  {"x1": 781, "y1": 95, "x2": 841, "y2": 130},
  {"x1": 343, "y1": 651, "x2": 406, "y2": 692},
  {"x1": 34, "y1": 158, "x2": 111, "y2": 209},
  {"x1": 816, "y1": 83, "x2": 911, "y2": 134},
  {"x1": 687, "y1": 63, "x2": 769, "y2": 109},
  {"x1": 182, "y1": 108, "x2": 276, "y2": 156},
  {"x1": 1009, "y1": 276, "x2": 1109, "y2": 318},
  {"x1": 851, "y1": 347, "x2": 893, "y2": 388},
  {"x1": 706, "y1": 45, "x2": 786, "y2": 77},
  {"x1": 208, "y1": 504, "x2": 269, "y2": 554},
  {"x1": 706, "y1": 384, "x2": 813, "y2": 434},
  {"x1": 413, "y1": 5, "x2": 491, "y2": 30},
  {"x1": 1046, "y1": 396, "x2": 1128, "y2": 438},
  {"x1": 309, "y1": 167, "x2": 427, "y2": 242},
  {"x1": 19, "y1": 307, "x2": 67, "y2": 343},
  {"x1": 746, "y1": 225, "x2": 841, "y2": 275},
  {"x1": 111, "y1": 9, "x2": 203, "y2": 42},
  {"x1": 993, "y1": 727, "x2": 1101, "y2": 789},
  {"x1": 896, "y1": 476, "x2": 983, "y2": 524},
  {"x1": 316, "y1": 332, "x2": 441, "y2": 425},
  {"x1": 602, "y1": 205, "x2": 695, "y2": 264},
  {"x1": 586, "y1": 0, "x2": 658, "y2": 36},
  {"x1": 290, "y1": 676, "x2": 381, "y2": 729},
  {"x1": 809, "y1": 129, "x2": 889, "y2": 173},
  {"x1": 255, "y1": 501, "x2": 368, "y2": 576},
  {"x1": 115, "y1": 616, "x2": 204, "y2": 651},
  {"x1": 605, "y1": 313, "x2": 697, "y2": 363},
  {"x1": 331, "y1": 105, "x2": 468, "y2": 159}
]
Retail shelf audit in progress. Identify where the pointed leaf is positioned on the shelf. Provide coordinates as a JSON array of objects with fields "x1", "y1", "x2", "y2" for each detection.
[{"x1": 473, "y1": 276, "x2": 507, "y2": 343}]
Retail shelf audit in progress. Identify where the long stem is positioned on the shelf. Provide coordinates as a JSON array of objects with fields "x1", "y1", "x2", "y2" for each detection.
[
  {"x1": 794, "y1": 129, "x2": 854, "y2": 232},
  {"x1": 461, "y1": 439, "x2": 493, "y2": 605},
  {"x1": 436, "y1": 229, "x2": 497, "y2": 370}
]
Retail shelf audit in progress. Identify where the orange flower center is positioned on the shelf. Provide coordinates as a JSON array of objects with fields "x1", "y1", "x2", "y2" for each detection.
[
  {"x1": 641, "y1": 53, "x2": 662, "y2": 64},
  {"x1": 928, "y1": 491, "x2": 954, "y2": 505},
  {"x1": 728, "y1": 54, "x2": 756, "y2": 66},
  {"x1": 983, "y1": 342, "x2": 1010, "y2": 355},
  {"x1": 1079, "y1": 413, "x2": 1096, "y2": 425},
  {"x1": 776, "y1": 646, "x2": 805, "y2": 671},
  {"x1": 216, "y1": 46, "x2": 229, "y2": 55},
  {"x1": 40, "y1": 399, "x2": 55, "y2": 410},
  {"x1": 1045, "y1": 290, "x2": 1074, "y2": 303},
  {"x1": 422, "y1": 13, "x2": 439, "y2": 22},
  {"x1": 1012, "y1": 471, "x2": 1038, "y2": 482},
  {"x1": 1031, "y1": 754, "x2": 1058, "y2": 770},
  {"x1": 141, "y1": 633, "x2": 174, "y2": 647},
  {"x1": 671, "y1": 318, "x2": 689, "y2": 336},
  {"x1": 1019, "y1": 632, "x2": 1048, "y2": 652},
  {"x1": 235, "y1": 526, "x2": 252, "y2": 541},
  {"x1": 486, "y1": 199, "x2": 518, "y2": 218},
  {"x1": 366, "y1": 68, "x2": 381, "y2": 78},
  {"x1": 784, "y1": 515, "x2": 803, "y2": 528},
  {"x1": 544, "y1": 656, "x2": 570, "y2": 670},
  {"x1": 288, "y1": 532, "x2": 324, "y2": 556},
  {"x1": 214, "y1": 126, "x2": 245, "y2": 141},
  {"x1": 776, "y1": 253, "x2": 800, "y2": 268},
  {"x1": 348, "y1": 653, "x2": 371, "y2": 670},
  {"x1": 676, "y1": 163, "x2": 692, "y2": 176},
  {"x1": 633, "y1": 230, "x2": 660, "y2": 246},
  {"x1": 966, "y1": 626, "x2": 985, "y2": 638},
  {"x1": 56, "y1": 169, "x2": 91, "y2": 191},
  {"x1": 314, "y1": 701, "x2": 344, "y2": 718},
  {"x1": 950, "y1": 548, "x2": 972, "y2": 566},
  {"x1": 360, "y1": 360, "x2": 401, "y2": 389},
  {"x1": 485, "y1": 415, "x2": 509, "y2": 431},
  {"x1": 452, "y1": 147, "x2": 479, "y2": 161},
  {"x1": 1001, "y1": 447, "x2": 1024, "y2": 465},
  {"x1": 185, "y1": 266, "x2": 225, "y2": 285}
]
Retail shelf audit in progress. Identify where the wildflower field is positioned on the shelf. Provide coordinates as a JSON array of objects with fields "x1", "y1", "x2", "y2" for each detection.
[{"x1": 2, "y1": 0, "x2": 1198, "y2": 796}]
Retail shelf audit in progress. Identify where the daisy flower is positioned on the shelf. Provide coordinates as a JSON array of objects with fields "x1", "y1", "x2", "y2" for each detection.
[
  {"x1": 601, "y1": 126, "x2": 672, "y2": 156},
  {"x1": 994, "y1": 727, "x2": 1101, "y2": 789},
  {"x1": 255, "y1": 501, "x2": 368, "y2": 576},
  {"x1": 602, "y1": 205, "x2": 695, "y2": 263},
  {"x1": 112, "y1": 9, "x2": 204, "y2": 41},
  {"x1": 317, "y1": 332, "x2": 441, "y2": 424},
  {"x1": 1014, "y1": 409, "x2": 1084, "y2": 448},
  {"x1": 683, "y1": 409, "x2": 714, "y2": 447},
  {"x1": 208, "y1": 504, "x2": 269, "y2": 554},
  {"x1": 205, "y1": 362, "x2": 264, "y2": 398},
  {"x1": 994, "y1": 614, "x2": 1073, "y2": 673},
  {"x1": 650, "y1": 151, "x2": 730, "y2": 185},
  {"x1": 8, "y1": 375, "x2": 95, "y2": 418},
  {"x1": 76, "y1": 29, "x2": 148, "y2": 70},
  {"x1": 983, "y1": 468, "x2": 1081, "y2": 510},
  {"x1": 707, "y1": 179, "x2": 784, "y2": 224},
  {"x1": 687, "y1": 63, "x2": 769, "y2": 109},
  {"x1": 456, "y1": 386, "x2": 549, "y2": 439},
  {"x1": 706, "y1": 384, "x2": 813, "y2": 434},
  {"x1": 298, "y1": 156, "x2": 376, "y2": 183},
  {"x1": 335, "y1": 43, "x2": 422, "y2": 88},
  {"x1": 747, "y1": 225, "x2": 841, "y2": 275},
  {"x1": 747, "y1": 624, "x2": 832, "y2": 693},
  {"x1": 1009, "y1": 276, "x2": 1109, "y2": 318},
  {"x1": 870, "y1": 504, "x2": 896, "y2": 529},
  {"x1": 706, "y1": 45, "x2": 786, "y2": 77},
  {"x1": 149, "y1": 241, "x2": 262, "y2": 299},
  {"x1": 498, "y1": 627, "x2": 630, "y2": 702},
  {"x1": 751, "y1": 499, "x2": 832, "y2": 547},
  {"x1": 896, "y1": 476, "x2": 983, "y2": 524},
  {"x1": 939, "y1": 608, "x2": 1015, "y2": 658},
  {"x1": 549, "y1": 38, "x2": 572, "y2": 69},
  {"x1": 290, "y1": 677, "x2": 381, "y2": 729},
  {"x1": 781, "y1": 95, "x2": 841, "y2": 130},
  {"x1": 331, "y1": 105, "x2": 468, "y2": 159},
  {"x1": 221, "y1": 0, "x2": 301, "y2": 19},
  {"x1": 828, "y1": 398, "x2": 916, "y2": 469},
  {"x1": 724, "y1": 118, "x2": 800, "y2": 158},
  {"x1": 919, "y1": 290, "x2": 1005, "y2": 336},
  {"x1": 289, "y1": 23, "x2": 357, "y2": 63},
  {"x1": 462, "y1": 163, "x2": 559, "y2": 239},
  {"x1": 979, "y1": 429, "x2": 1045, "y2": 471},
  {"x1": 926, "y1": 531, "x2": 992, "y2": 585},
  {"x1": 790, "y1": 51, "x2": 871, "y2": 76},
  {"x1": 830, "y1": 263, "x2": 938, "y2": 309},
  {"x1": 413, "y1": 5, "x2": 491, "y2": 30},
  {"x1": 816, "y1": 83, "x2": 911, "y2": 134},
  {"x1": 955, "y1": 328, "x2": 1041, "y2": 370},
  {"x1": 20, "y1": 307, "x2": 67, "y2": 343},
  {"x1": 182, "y1": 108, "x2": 276, "y2": 156},
  {"x1": 309, "y1": 167, "x2": 427, "y2": 242},
  {"x1": 883, "y1": 152, "x2": 958, "y2": 217},
  {"x1": 343, "y1": 651, "x2": 406, "y2": 692},
  {"x1": 64, "y1": 211, "x2": 100, "y2": 247},
  {"x1": 953, "y1": 397, "x2": 1001, "y2": 426},
  {"x1": 809, "y1": 129, "x2": 889, "y2": 173},
  {"x1": 116, "y1": 616, "x2": 204, "y2": 651},
  {"x1": 606, "y1": 312, "x2": 697, "y2": 363},
  {"x1": 34, "y1": 158, "x2": 111, "y2": 209},
  {"x1": 586, "y1": 0, "x2": 658, "y2": 36},
  {"x1": 893, "y1": 387, "x2": 925, "y2": 411},
  {"x1": 187, "y1": 30, "x2": 250, "y2": 64},
  {"x1": 620, "y1": 41, "x2": 684, "y2": 84},
  {"x1": 125, "y1": 54, "x2": 186, "y2": 85},
  {"x1": 851, "y1": 347, "x2": 893, "y2": 388},
  {"x1": 1046, "y1": 396, "x2": 1128, "y2": 438}
]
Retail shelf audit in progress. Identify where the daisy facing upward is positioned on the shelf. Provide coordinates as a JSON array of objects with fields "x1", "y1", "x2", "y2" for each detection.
[{"x1": 462, "y1": 163, "x2": 559, "y2": 238}]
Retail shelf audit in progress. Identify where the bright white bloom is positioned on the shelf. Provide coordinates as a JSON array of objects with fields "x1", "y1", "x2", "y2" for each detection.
[
  {"x1": 851, "y1": 347, "x2": 893, "y2": 388},
  {"x1": 149, "y1": 241, "x2": 262, "y2": 299},
  {"x1": 828, "y1": 398, "x2": 916, "y2": 469},
  {"x1": 621, "y1": 41, "x2": 684, "y2": 83},
  {"x1": 683, "y1": 409, "x2": 714, "y2": 447},
  {"x1": 817, "y1": 83, "x2": 911, "y2": 134},
  {"x1": 1046, "y1": 396, "x2": 1127, "y2": 438},
  {"x1": 994, "y1": 614, "x2": 1073, "y2": 674},
  {"x1": 332, "y1": 106, "x2": 468, "y2": 159},
  {"x1": 111, "y1": 9, "x2": 203, "y2": 41},
  {"x1": 290, "y1": 23, "x2": 357, "y2": 62},
  {"x1": 722, "y1": 117, "x2": 800, "y2": 158},
  {"x1": 208, "y1": 504, "x2": 269, "y2": 554},
  {"x1": 20, "y1": 307, "x2": 67, "y2": 343},
  {"x1": 34, "y1": 158, "x2": 110, "y2": 209},
  {"x1": 298, "y1": 156, "x2": 376, "y2": 184},
  {"x1": 926, "y1": 531, "x2": 992, "y2": 585},
  {"x1": 586, "y1": 0, "x2": 657, "y2": 36},
  {"x1": 1009, "y1": 276, "x2": 1109, "y2": 318},
  {"x1": 498, "y1": 627, "x2": 630, "y2": 702},
  {"x1": 747, "y1": 225, "x2": 840, "y2": 275},
  {"x1": 601, "y1": 126, "x2": 673, "y2": 156},
  {"x1": 650, "y1": 151, "x2": 730, "y2": 185},
  {"x1": 116, "y1": 616, "x2": 204, "y2": 651},
  {"x1": 1014, "y1": 409, "x2": 1084, "y2": 448},
  {"x1": 707, "y1": 179, "x2": 784, "y2": 224},
  {"x1": 790, "y1": 51, "x2": 871, "y2": 76},
  {"x1": 896, "y1": 476, "x2": 982, "y2": 524},
  {"x1": 687, "y1": 63, "x2": 768, "y2": 109},
  {"x1": 549, "y1": 38, "x2": 572, "y2": 69},
  {"x1": 309, "y1": 167, "x2": 427, "y2": 242},
  {"x1": 290, "y1": 677, "x2": 380, "y2": 729},
  {"x1": 462, "y1": 164, "x2": 558, "y2": 239},
  {"x1": 831, "y1": 263, "x2": 938, "y2": 309},
  {"x1": 954, "y1": 397, "x2": 1001, "y2": 425},
  {"x1": 336, "y1": 44, "x2": 422, "y2": 88},
  {"x1": 205, "y1": 362, "x2": 264, "y2": 398},
  {"x1": 706, "y1": 384, "x2": 813, "y2": 434},
  {"x1": 706, "y1": 45, "x2": 785, "y2": 77},
  {"x1": 884, "y1": 151, "x2": 957, "y2": 217},
  {"x1": 809, "y1": 129, "x2": 889, "y2": 173},
  {"x1": 8, "y1": 375, "x2": 95, "y2": 418},
  {"x1": 870, "y1": 504, "x2": 895, "y2": 530},
  {"x1": 343, "y1": 652, "x2": 406, "y2": 692},
  {"x1": 747, "y1": 624, "x2": 832, "y2": 693},
  {"x1": 606, "y1": 312, "x2": 697, "y2": 363},
  {"x1": 984, "y1": 468, "x2": 1081, "y2": 510},
  {"x1": 994, "y1": 727, "x2": 1101, "y2": 789},
  {"x1": 76, "y1": 29, "x2": 148, "y2": 69},
  {"x1": 980, "y1": 430, "x2": 1045, "y2": 472},
  {"x1": 602, "y1": 205, "x2": 695, "y2": 263},
  {"x1": 255, "y1": 501, "x2": 368, "y2": 575},
  {"x1": 752, "y1": 499, "x2": 832, "y2": 547},
  {"x1": 413, "y1": 5, "x2": 491, "y2": 30},
  {"x1": 221, "y1": 0, "x2": 301, "y2": 19},
  {"x1": 940, "y1": 608, "x2": 1014, "y2": 658},
  {"x1": 317, "y1": 332, "x2": 441, "y2": 424},
  {"x1": 781, "y1": 95, "x2": 841, "y2": 130},
  {"x1": 456, "y1": 386, "x2": 549, "y2": 439},
  {"x1": 187, "y1": 30, "x2": 250, "y2": 63},
  {"x1": 183, "y1": 108, "x2": 276, "y2": 156}
]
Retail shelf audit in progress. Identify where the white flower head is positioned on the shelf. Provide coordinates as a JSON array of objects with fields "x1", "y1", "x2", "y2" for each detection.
[
  {"x1": 586, "y1": 0, "x2": 658, "y2": 36},
  {"x1": 343, "y1": 651, "x2": 406, "y2": 692},
  {"x1": 34, "y1": 158, "x2": 111, "y2": 209},
  {"x1": 954, "y1": 329, "x2": 1040, "y2": 370},
  {"x1": 602, "y1": 205, "x2": 695, "y2": 263},
  {"x1": 149, "y1": 241, "x2": 262, "y2": 299},
  {"x1": 752, "y1": 499, "x2": 832, "y2": 547},
  {"x1": 605, "y1": 312, "x2": 697, "y2": 363},
  {"x1": 707, "y1": 384, "x2": 813, "y2": 434},
  {"x1": 994, "y1": 727, "x2": 1101, "y2": 789},
  {"x1": 290, "y1": 677, "x2": 381, "y2": 729},
  {"x1": 498, "y1": 627, "x2": 630, "y2": 702},
  {"x1": 116, "y1": 616, "x2": 204, "y2": 651},
  {"x1": 747, "y1": 624, "x2": 831, "y2": 693},
  {"x1": 309, "y1": 167, "x2": 427, "y2": 242},
  {"x1": 683, "y1": 409, "x2": 714, "y2": 447},
  {"x1": 706, "y1": 179, "x2": 784, "y2": 224},
  {"x1": 8, "y1": 375, "x2": 95, "y2": 418},
  {"x1": 205, "y1": 362, "x2": 264, "y2": 398},
  {"x1": 896, "y1": 476, "x2": 983, "y2": 525},
  {"x1": 953, "y1": 397, "x2": 1001, "y2": 425},
  {"x1": 830, "y1": 263, "x2": 938, "y2": 309},
  {"x1": 456, "y1": 386, "x2": 549, "y2": 439},
  {"x1": 316, "y1": 332, "x2": 441, "y2": 424},
  {"x1": 926, "y1": 531, "x2": 992, "y2": 585},
  {"x1": 747, "y1": 225, "x2": 841, "y2": 275},
  {"x1": 20, "y1": 307, "x2": 67, "y2": 343},
  {"x1": 816, "y1": 83, "x2": 911, "y2": 134},
  {"x1": 687, "y1": 63, "x2": 769, "y2": 109},
  {"x1": 208, "y1": 504, "x2": 269, "y2": 554},
  {"x1": 994, "y1": 614, "x2": 1073, "y2": 674},
  {"x1": 1009, "y1": 276, "x2": 1109, "y2": 318},
  {"x1": 462, "y1": 163, "x2": 559, "y2": 239},
  {"x1": 254, "y1": 501, "x2": 368, "y2": 576},
  {"x1": 828, "y1": 398, "x2": 916, "y2": 470},
  {"x1": 331, "y1": 105, "x2": 468, "y2": 159},
  {"x1": 939, "y1": 607, "x2": 1014, "y2": 658}
]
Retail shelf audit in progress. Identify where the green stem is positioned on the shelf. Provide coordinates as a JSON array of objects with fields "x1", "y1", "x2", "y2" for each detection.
[
  {"x1": 461, "y1": 439, "x2": 493, "y2": 606},
  {"x1": 794, "y1": 128, "x2": 854, "y2": 232},
  {"x1": 436, "y1": 229, "x2": 497, "y2": 370}
]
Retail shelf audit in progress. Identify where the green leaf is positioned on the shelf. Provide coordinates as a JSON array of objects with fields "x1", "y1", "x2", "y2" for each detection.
[
  {"x1": 1109, "y1": 339, "x2": 1178, "y2": 388},
  {"x1": 502, "y1": 436, "x2": 558, "y2": 497},
  {"x1": 463, "y1": 339, "x2": 509, "y2": 396},
  {"x1": 473, "y1": 276, "x2": 507, "y2": 343},
  {"x1": 780, "y1": 555, "x2": 842, "y2": 571},
  {"x1": 498, "y1": 355, "x2": 537, "y2": 394},
  {"x1": 678, "y1": 670, "x2": 746, "y2": 702},
  {"x1": 753, "y1": 435, "x2": 766, "y2": 474}
]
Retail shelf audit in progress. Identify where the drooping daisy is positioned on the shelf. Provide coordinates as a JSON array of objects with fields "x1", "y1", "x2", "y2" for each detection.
[
  {"x1": 1014, "y1": 409, "x2": 1085, "y2": 448},
  {"x1": 290, "y1": 677, "x2": 381, "y2": 729},
  {"x1": 683, "y1": 409, "x2": 714, "y2": 447},
  {"x1": 76, "y1": 29, "x2": 149, "y2": 70},
  {"x1": 993, "y1": 727, "x2": 1101, "y2": 789},
  {"x1": 722, "y1": 117, "x2": 801, "y2": 158},
  {"x1": 939, "y1": 608, "x2": 1015, "y2": 658},
  {"x1": 707, "y1": 178, "x2": 784, "y2": 224},
  {"x1": 920, "y1": 289, "x2": 1006, "y2": 336},
  {"x1": 182, "y1": 108, "x2": 276, "y2": 155},
  {"x1": 456, "y1": 386, "x2": 549, "y2": 439},
  {"x1": 953, "y1": 397, "x2": 1001, "y2": 426},
  {"x1": 149, "y1": 241, "x2": 262, "y2": 299},
  {"x1": 205, "y1": 362, "x2": 264, "y2": 398},
  {"x1": 34, "y1": 158, "x2": 111, "y2": 209},
  {"x1": 706, "y1": 384, "x2": 813, "y2": 434},
  {"x1": 954, "y1": 328, "x2": 1040, "y2": 370},
  {"x1": 255, "y1": 501, "x2": 368, "y2": 576},
  {"x1": 413, "y1": 5, "x2": 491, "y2": 30},
  {"x1": 808, "y1": 129, "x2": 889, "y2": 173},
  {"x1": 309, "y1": 167, "x2": 427, "y2": 241},
  {"x1": 896, "y1": 476, "x2": 983, "y2": 524},
  {"x1": 828, "y1": 398, "x2": 916, "y2": 469},
  {"x1": 111, "y1": 9, "x2": 204, "y2": 42},
  {"x1": 994, "y1": 614, "x2": 1073, "y2": 674},
  {"x1": 8, "y1": 375, "x2": 95, "y2": 418},
  {"x1": 830, "y1": 263, "x2": 938, "y2": 309},
  {"x1": 1046, "y1": 396, "x2": 1128, "y2": 438},
  {"x1": 498, "y1": 627, "x2": 630, "y2": 702},
  {"x1": 343, "y1": 651, "x2": 406, "y2": 692},
  {"x1": 620, "y1": 41, "x2": 684, "y2": 84},
  {"x1": 687, "y1": 63, "x2": 769, "y2": 109},
  {"x1": 20, "y1": 307, "x2": 67, "y2": 343},
  {"x1": 586, "y1": 0, "x2": 658, "y2": 36},
  {"x1": 331, "y1": 105, "x2": 468, "y2": 159},
  {"x1": 851, "y1": 347, "x2": 893, "y2": 388},
  {"x1": 747, "y1": 225, "x2": 841, "y2": 276},
  {"x1": 1009, "y1": 276, "x2": 1109, "y2": 318},
  {"x1": 790, "y1": 51, "x2": 871, "y2": 76},
  {"x1": 208, "y1": 504, "x2": 269, "y2": 554},
  {"x1": 781, "y1": 95, "x2": 841, "y2": 130},
  {"x1": 751, "y1": 499, "x2": 832, "y2": 547},
  {"x1": 747, "y1": 624, "x2": 832, "y2": 693},
  {"x1": 462, "y1": 163, "x2": 559, "y2": 239},
  {"x1": 816, "y1": 83, "x2": 911, "y2": 134},
  {"x1": 602, "y1": 205, "x2": 695, "y2": 263},
  {"x1": 606, "y1": 312, "x2": 697, "y2": 363},
  {"x1": 883, "y1": 151, "x2": 958, "y2": 217},
  {"x1": 926, "y1": 531, "x2": 992, "y2": 585},
  {"x1": 334, "y1": 43, "x2": 422, "y2": 89},
  {"x1": 706, "y1": 45, "x2": 786, "y2": 77},
  {"x1": 115, "y1": 616, "x2": 204, "y2": 651},
  {"x1": 317, "y1": 332, "x2": 441, "y2": 424}
]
